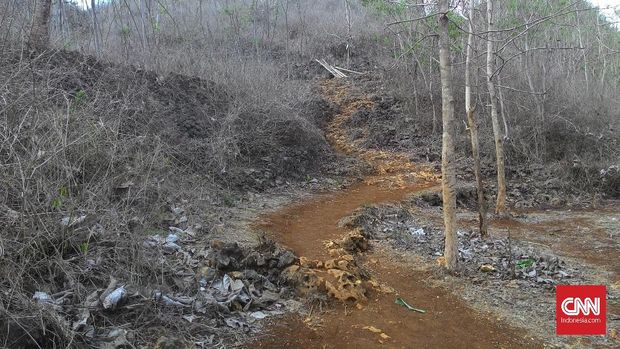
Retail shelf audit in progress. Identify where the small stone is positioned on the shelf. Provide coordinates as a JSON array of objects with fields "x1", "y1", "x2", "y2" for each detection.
[
  {"x1": 300, "y1": 257, "x2": 318, "y2": 268},
  {"x1": 324, "y1": 259, "x2": 337, "y2": 269},
  {"x1": 363, "y1": 326, "x2": 383, "y2": 334},
  {"x1": 480, "y1": 264, "x2": 496, "y2": 272}
]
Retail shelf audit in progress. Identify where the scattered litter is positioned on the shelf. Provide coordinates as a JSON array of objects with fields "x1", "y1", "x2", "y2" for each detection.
[
  {"x1": 395, "y1": 297, "x2": 426, "y2": 313},
  {"x1": 516, "y1": 258, "x2": 535, "y2": 269},
  {"x1": 182, "y1": 315, "x2": 198, "y2": 323},
  {"x1": 163, "y1": 241, "x2": 182, "y2": 253},
  {"x1": 146, "y1": 233, "x2": 183, "y2": 253},
  {"x1": 169, "y1": 226, "x2": 186, "y2": 235},
  {"x1": 410, "y1": 227, "x2": 425, "y2": 236},
  {"x1": 33, "y1": 291, "x2": 53, "y2": 303},
  {"x1": 60, "y1": 214, "x2": 87, "y2": 227},
  {"x1": 102, "y1": 287, "x2": 127, "y2": 310},
  {"x1": 166, "y1": 234, "x2": 179, "y2": 243},
  {"x1": 225, "y1": 318, "x2": 248, "y2": 330},
  {"x1": 72, "y1": 308, "x2": 90, "y2": 331},
  {"x1": 154, "y1": 291, "x2": 191, "y2": 307},
  {"x1": 250, "y1": 311, "x2": 268, "y2": 319},
  {"x1": 99, "y1": 328, "x2": 131, "y2": 349}
]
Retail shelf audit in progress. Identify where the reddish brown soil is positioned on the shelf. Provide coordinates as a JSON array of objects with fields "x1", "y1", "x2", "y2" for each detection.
[
  {"x1": 254, "y1": 263, "x2": 540, "y2": 348},
  {"x1": 250, "y1": 179, "x2": 542, "y2": 348},
  {"x1": 492, "y1": 215, "x2": 620, "y2": 276},
  {"x1": 255, "y1": 179, "x2": 437, "y2": 260},
  {"x1": 248, "y1": 80, "x2": 544, "y2": 348}
]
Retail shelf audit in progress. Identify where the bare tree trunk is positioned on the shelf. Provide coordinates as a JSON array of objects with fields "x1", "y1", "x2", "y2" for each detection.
[
  {"x1": 29, "y1": 0, "x2": 52, "y2": 50},
  {"x1": 575, "y1": 8, "x2": 588, "y2": 92},
  {"x1": 91, "y1": 0, "x2": 102, "y2": 57},
  {"x1": 140, "y1": 0, "x2": 149, "y2": 60},
  {"x1": 486, "y1": 0, "x2": 507, "y2": 216},
  {"x1": 596, "y1": 15, "x2": 607, "y2": 86},
  {"x1": 283, "y1": 0, "x2": 290, "y2": 79},
  {"x1": 465, "y1": 1, "x2": 487, "y2": 237},
  {"x1": 438, "y1": 0, "x2": 458, "y2": 271},
  {"x1": 430, "y1": 55, "x2": 437, "y2": 134},
  {"x1": 344, "y1": 0, "x2": 352, "y2": 68},
  {"x1": 497, "y1": 72, "x2": 509, "y2": 139},
  {"x1": 522, "y1": 23, "x2": 545, "y2": 159},
  {"x1": 58, "y1": 0, "x2": 66, "y2": 40},
  {"x1": 252, "y1": 0, "x2": 259, "y2": 57}
]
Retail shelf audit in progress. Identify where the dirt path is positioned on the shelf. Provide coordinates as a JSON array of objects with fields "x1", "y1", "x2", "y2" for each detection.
[{"x1": 248, "y1": 81, "x2": 543, "y2": 348}]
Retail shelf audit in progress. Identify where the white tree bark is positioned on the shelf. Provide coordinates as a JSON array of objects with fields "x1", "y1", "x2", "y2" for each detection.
[
  {"x1": 465, "y1": 0, "x2": 487, "y2": 237},
  {"x1": 486, "y1": 0, "x2": 507, "y2": 216},
  {"x1": 438, "y1": 0, "x2": 458, "y2": 270},
  {"x1": 344, "y1": 0, "x2": 352, "y2": 67}
]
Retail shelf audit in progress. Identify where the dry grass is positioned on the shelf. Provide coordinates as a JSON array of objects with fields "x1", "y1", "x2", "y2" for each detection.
[{"x1": 0, "y1": 42, "x2": 333, "y2": 347}]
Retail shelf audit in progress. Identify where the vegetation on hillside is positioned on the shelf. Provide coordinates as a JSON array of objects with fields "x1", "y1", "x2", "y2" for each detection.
[{"x1": 0, "y1": 0, "x2": 618, "y2": 347}]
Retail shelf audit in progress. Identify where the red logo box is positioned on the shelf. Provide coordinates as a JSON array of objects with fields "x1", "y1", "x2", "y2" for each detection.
[{"x1": 556, "y1": 285, "x2": 606, "y2": 335}]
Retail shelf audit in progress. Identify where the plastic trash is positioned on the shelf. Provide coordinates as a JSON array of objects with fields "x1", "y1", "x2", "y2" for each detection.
[
  {"x1": 33, "y1": 291, "x2": 53, "y2": 303},
  {"x1": 102, "y1": 286, "x2": 127, "y2": 310},
  {"x1": 395, "y1": 297, "x2": 426, "y2": 313}
]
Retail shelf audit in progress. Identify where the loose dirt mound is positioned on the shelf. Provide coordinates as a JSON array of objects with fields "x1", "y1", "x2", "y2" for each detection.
[
  {"x1": 3, "y1": 48, "x2": 334, "y2": 189},
  {"x1": 0, "y1": 47, "x2": 337, "y2": 348}
]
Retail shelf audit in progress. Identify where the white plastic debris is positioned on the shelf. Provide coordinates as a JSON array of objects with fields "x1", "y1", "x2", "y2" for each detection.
[
  {"x1": 146, "y1": 234, "x2": 182, "y2": 253},
  {"x1": 162, "y1": 242, "x2": 181, "y2": 253},
  {"x1": 33, "y1": 291, "x2": 52, "y2": 303},
  {"x1": 250, "y1": 311, "x2": 268, "y2": 320},
  {"x1": 60, "y1": 215, "x2": 87, "y2": 227},
  {"x1": 102, "y1": 286, "x2": 127, "y2": 310},
  {"x1": 169, "y1": 227, "x2": 185, "y2": 234},
  {"x1": 409, "y1": 227, "x2": 425, "y2": 236}
]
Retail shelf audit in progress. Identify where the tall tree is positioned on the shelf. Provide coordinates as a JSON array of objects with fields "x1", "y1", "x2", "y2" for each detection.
[
  {"x1": 29, "y1": 0, "x2": 52, "y2": 50},
  {"x1": 344, "y1": 0, "x2": 352, "y2": 67},
  {"x1": 91, "y1": 0, "x2": 102, "y2": 56},
  {"x1": 465, "y1": 0, "x2": 487, "y2": 237},
  {"x1": 486, "y1": 0, "x2": 507, "y2": 216},
  {"x1": 438, "y1": 0, "x2": 458, "y2": 270}
]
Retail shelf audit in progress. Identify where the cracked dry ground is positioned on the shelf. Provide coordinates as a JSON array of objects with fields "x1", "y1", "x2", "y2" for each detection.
[{"x1": 247, "y1": 80, "x2": 544, "y2": 349}]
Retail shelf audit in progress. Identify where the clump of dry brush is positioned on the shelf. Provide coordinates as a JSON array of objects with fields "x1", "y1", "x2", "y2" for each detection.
[{"x1": 0, "y1": 45, "x2": 333, "y2": 347}]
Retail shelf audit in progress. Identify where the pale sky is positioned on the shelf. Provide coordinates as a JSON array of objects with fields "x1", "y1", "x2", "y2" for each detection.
[{"x1": 593, "y1": 0, "x2": 620, "y2": 20}]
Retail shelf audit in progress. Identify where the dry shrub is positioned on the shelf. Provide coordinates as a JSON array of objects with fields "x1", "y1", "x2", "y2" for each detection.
[{"x1": 0, "y1": 41, "x2": 332, "y2": 346}]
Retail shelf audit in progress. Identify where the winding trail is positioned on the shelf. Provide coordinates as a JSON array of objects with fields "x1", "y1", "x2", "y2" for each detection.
[{"x1": 250, "y1": 80, "x2": 543, "y2": 348}]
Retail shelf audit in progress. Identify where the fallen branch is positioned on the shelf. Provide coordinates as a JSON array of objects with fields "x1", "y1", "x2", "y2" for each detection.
[
  {"x1": 315, "y1": 59, "x2": 347, "y2": 78},
  {"x1": 334, "y1": 66, "x2": 367, "y2": 75}
]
